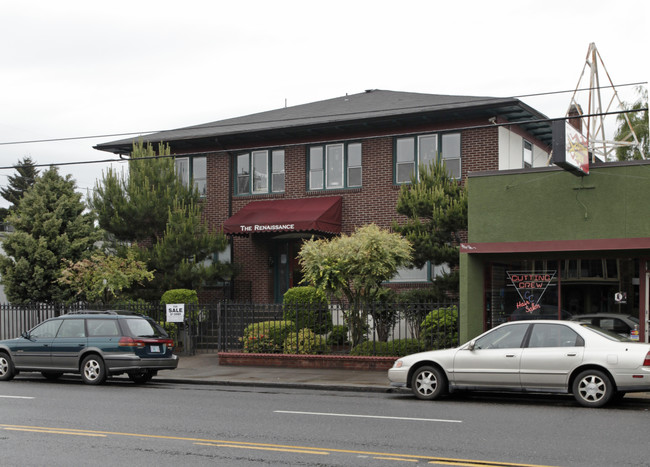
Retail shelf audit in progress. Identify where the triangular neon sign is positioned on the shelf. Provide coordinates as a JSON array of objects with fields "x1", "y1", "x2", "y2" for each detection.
[{"x1": 507, "y1": 271, "x2": 557, "y2": 314}]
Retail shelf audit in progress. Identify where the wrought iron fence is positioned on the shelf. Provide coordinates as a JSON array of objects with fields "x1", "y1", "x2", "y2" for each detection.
[{"x1": 0, "y1": 301, "x2": 460, "y2": 357}]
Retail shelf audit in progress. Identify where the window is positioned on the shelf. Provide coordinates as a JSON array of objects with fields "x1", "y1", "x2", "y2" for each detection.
[
  {"x1": 523, "y1": 140, "x2": 533, "y2": 168},
  {"x1": 57, "y1": 319, "x2": 86, "y2": 338},
  {"x1": 309, "y1": 142, "x2": 362, "y2": 190},
  {"x1": 87, "y1": 319, "x2": 120, "y2": 337},
  {"x1": 528, "y1": 324, "x2": 583, "y2": 348},
  {"x1": 395, "y1": 132, "x2": 461, "y2": 183},
  {"x1": 474, "y1": 324, "x2": 528, "y2": 350},
  {"x1": 30, "y1": 320, "x2": 62, "y2": 338},
  {"x1": 175, "y1": 156, "x2": 207, "y2": 196},
  {"x1": 389, "y1": 262, "x2": 449, "y2": 283},
  {"x1": 236, "y1": 150, "x2": 285, "y2": 195}
]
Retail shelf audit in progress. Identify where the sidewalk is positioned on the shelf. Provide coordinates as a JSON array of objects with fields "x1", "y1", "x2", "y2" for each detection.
[
  {"x1": 154, "y1": 352, "x2": 392, "y2": 392},
  {"x1": 153, "y1": 353, "x2": 650, "y2": 400}
]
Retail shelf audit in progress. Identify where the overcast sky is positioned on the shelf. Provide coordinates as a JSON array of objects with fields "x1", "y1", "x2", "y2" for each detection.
[{"x1": 1, "y1": 0, "x2": 648, "y2": 209}]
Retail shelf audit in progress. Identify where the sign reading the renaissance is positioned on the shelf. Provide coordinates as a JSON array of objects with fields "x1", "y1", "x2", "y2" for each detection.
[
  {"x1": 239, "y1": 223, "x2": 295, "y2": 233},
  {"x1": 507, "y1": 271, "x2": 556, "y2": 314}
]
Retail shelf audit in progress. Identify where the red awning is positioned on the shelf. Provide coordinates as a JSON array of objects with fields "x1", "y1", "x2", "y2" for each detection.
[{"x1": 223, "y1": 196, "x2": 342, "y2": 236}]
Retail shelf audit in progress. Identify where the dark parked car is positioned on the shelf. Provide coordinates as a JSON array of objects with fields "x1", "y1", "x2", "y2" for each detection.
[
  {"x1": 0, "y1": 311, "x2": 178, "y2": 384},
  {"x1": 571, "y1": 313, "x2": 639, "y2": 338}
]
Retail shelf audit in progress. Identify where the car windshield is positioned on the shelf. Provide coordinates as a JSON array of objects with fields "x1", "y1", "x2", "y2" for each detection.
[
  {"x1": 579, "y1": 323, "x2": 632, "y2": 342},
  {"x1": 122, "y1": 317, "x2": 167, "y2": 338}
]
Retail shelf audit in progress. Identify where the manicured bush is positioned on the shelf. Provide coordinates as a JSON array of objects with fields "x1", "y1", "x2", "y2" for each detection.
[
  {"x1": 242, "y1": 320, "x2": 294, "y2": 353},
  {"x1": 420, "y1": 305, "x2": 458, "y2": 350},
  {"x1": 283, "y1": 328, "x2": 330, "y2": 355},
  {"x1": 327, "y1": 325, "x2": 350, "y2": 345},
  {"x1": 350, "y1": 339, "x2": 424, "y2": 357},
  {"x1": 160, "y1": 289, "x2": 199, "y2": 304},
  {"x1": 283, "y1": 286, "x2": 332, "y2": 334}
]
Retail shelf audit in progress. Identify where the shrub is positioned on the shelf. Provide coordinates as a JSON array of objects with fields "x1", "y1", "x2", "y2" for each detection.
[
  {"x1": 420, "y1": 305, "x2": 458, "y2": 350},
  {"x1": 283, "y1": 328, "x2": 330, "y2": 355},
  {"x1": 327, "y1": 325, "x2": 350, "y2": 345},
  {"x1": 242, "y1": 320, "x2": 294, "y2": 353},
  {"x1": 350, "y1": 339, "x2": 424, "y2": 356},
  {"x1": 283, "y1": 286, "x2": 333, "y2": 335},
  {"x1": 160, "y1": 289, "x2": 199, "y2": 305}
]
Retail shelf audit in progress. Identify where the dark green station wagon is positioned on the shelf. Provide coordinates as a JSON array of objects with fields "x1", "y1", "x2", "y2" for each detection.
[{"x1": 0, "y1": 311, "x2": 178, "y2": 384}]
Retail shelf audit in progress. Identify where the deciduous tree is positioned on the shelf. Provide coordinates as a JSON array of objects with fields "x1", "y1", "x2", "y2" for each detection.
[{"x1": 298, "y1": 224, "x2": 412, "y2": 346}]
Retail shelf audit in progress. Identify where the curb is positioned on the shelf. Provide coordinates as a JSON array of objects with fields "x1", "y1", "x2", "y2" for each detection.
[{"x1": 153, "y1": 377, "x2": 400, "y2": 393}]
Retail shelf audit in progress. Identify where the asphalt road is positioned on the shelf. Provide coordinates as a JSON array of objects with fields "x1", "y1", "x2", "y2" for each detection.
[{"x1": 1, "y1": 376, "x2": 648, "y2": 466}]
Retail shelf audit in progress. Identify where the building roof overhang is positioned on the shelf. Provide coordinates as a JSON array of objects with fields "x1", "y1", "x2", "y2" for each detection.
[{"x1": 94, "y1": 90, "x2": 552, "y2": 155}]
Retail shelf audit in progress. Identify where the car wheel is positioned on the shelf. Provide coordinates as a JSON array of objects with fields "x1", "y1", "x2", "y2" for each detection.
[
  {"x1": 572, "y1": 369, "x2": 613, "y2": 408},
  {"x1": 41, "y1": 372, "x2": 63, "y2": 381},
  {"x1": 81, "y1": 355, "x2": 106, "y2": 385},
  {"x1": 411, "y1": 365, "x2": 447, "y2": 400},
  {"x1": 128, "y1": 370, "x2": 154, "y2": 384},
  {"x1": 0, "y1": 352, "x2": 15, "y2": 381}
]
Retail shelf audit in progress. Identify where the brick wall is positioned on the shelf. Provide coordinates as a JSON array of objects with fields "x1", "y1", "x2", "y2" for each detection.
[{"x1": 199, "y1": 121, "x2": 504, "y2": 303}]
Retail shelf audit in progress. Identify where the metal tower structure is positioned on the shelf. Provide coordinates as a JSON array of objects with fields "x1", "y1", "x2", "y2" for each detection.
[{"x1": 567, "y1": 42, "x2": 646, "y2": 161}]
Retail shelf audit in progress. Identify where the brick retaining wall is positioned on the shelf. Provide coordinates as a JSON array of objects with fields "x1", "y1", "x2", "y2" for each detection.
[{"x1": 218, "y1": 352, "x2": 397, "y2": 371}]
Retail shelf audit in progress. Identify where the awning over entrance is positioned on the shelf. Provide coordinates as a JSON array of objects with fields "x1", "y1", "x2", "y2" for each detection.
[{"x1": 223, "y1": 196, "x2": 342, "y2": 236}]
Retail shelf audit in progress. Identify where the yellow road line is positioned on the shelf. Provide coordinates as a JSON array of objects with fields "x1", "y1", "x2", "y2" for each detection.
[
  {"x1": 4, "y1": 427, "x2": 106, "y2": 437},
  {"x1": 195, "y1": 442, "x2": 329, "y2": 455},
  {"x1": 0, "y1": 423, "x2": 558, "y2": 467}
]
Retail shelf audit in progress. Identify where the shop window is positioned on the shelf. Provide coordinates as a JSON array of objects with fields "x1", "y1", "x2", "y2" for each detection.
[
  {"x1": 236, "y1": 150, "x2": 285, "y2": 195},
  {"x1": 395, "y1": 132, "x2": 461, "y2": 183},
  {"x1": 308, "y1": 142, "x2": 362, "y2": 190},
  {"x1": 175, "y1": 156, "x2": 207, "y2": 197}
]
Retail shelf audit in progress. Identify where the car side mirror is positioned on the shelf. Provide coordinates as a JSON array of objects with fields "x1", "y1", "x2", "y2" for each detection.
[
  {"x1": 21, "y1": 331, "x2": 30, "y2": 339},
  {"x1": 467, "y1": 340, "x2": 476, "y2": 351}
]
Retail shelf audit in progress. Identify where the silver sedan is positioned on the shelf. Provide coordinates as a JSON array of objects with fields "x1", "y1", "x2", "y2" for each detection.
[{"x1": 388, "y1": 320, "x2": 650, "y2": 407}]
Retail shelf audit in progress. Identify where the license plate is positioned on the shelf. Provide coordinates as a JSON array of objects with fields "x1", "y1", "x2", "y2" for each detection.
[{"x1": 150, "y1": 345, "x2": 161, "y2": 353}]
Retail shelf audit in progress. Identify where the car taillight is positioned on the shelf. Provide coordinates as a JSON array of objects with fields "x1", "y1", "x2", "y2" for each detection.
[
  {"x1": 163, "y1": 339, "x2": 174, "y2": 350},
  {"x1": 644, "y1": 351, "x2": 650, "y2": 367},
  {"x1": 118, "y1": 337, "x2": 145, "y2": 348}
]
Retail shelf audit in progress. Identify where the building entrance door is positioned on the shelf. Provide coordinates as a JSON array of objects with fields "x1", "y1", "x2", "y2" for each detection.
[{"x1": 273, "y1": 240, "x2": 304, "y2": 303}]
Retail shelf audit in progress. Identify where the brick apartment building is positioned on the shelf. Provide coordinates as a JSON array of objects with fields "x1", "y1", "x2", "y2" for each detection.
[{"x1": 96, "y1": 89, "x2": 553, "y2": 303}]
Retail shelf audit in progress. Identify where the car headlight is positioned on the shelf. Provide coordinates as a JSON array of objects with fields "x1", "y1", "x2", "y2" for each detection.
[{"x1": 393, "y1": 360, "x2": 404, "y2": 369}]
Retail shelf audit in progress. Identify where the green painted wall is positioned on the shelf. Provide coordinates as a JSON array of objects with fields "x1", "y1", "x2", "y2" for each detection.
[
  {"x1": 468, "y1": 162, "x2": 650, "y2": 243},
  {"x1": 459, "y1": 161, "x2": 650, "y2": 342}
]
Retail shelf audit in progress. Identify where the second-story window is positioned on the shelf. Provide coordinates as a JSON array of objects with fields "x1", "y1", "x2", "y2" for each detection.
[
  {"x1": 236, "y1": 149, "x2": 285, "y2": 195},
  {"x1": 175, "y1": 156, "x2": 207, "y2": 196},
  {"x1": 395, "y1": 132, "x2": 461, "y2": 183},
  {"x1": 523, "y1": 140, "x2": 533, "y2": 168},
  {"x1": 308, "y1": 142, "x2": 362, "y2": 190}
]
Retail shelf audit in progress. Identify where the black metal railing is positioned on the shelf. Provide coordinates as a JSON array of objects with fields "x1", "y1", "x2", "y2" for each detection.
[{"x1": 0, "y1": 301, "x2": 460, "y2": 357}]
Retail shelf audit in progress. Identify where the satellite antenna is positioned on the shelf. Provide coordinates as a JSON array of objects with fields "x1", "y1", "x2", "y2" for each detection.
[{"x1": 566, "y1": 42, "x2": 646, "y2": 161}]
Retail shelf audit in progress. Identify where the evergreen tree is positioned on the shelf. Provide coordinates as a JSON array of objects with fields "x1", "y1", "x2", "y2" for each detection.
[
  {"x1": 615, "y1": 86, "x2": 648, "y2": 161},
  {"x1": 394, "y1": 162, "x2": 467, "y2": 297},
  {"x1": 91, "y1": 142, "x2": 230, "y2": 298},
  {"x1": 0, "y1": 168, "x2": 100, "y2": 303},
  {"x1": 1, "y1": 156, "x2": 39, "y2": 210}
]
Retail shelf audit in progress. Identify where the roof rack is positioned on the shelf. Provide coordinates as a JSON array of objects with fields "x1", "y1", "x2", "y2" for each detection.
[{"x1": 65, "y1": 310, "x2": 118, "y2": 315}]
